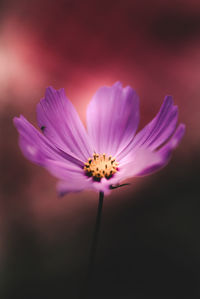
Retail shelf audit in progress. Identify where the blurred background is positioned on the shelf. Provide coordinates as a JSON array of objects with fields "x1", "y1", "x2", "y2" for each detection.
[{"x1": 0, "y1": 0, "x2": 200, "y2": 298}]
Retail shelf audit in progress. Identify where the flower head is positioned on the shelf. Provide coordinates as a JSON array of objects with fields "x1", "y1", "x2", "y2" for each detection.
[{"x1": 14, "y1": 82, "x2": 185, "y2": 195}]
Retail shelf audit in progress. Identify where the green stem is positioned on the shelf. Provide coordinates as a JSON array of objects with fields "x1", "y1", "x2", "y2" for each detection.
[
  {"x1": 88, "y1": 191, "x2": 104, "y2": 276},
  {"x1": 82, "y1": 192, "x2": 104, "y2": 299}
]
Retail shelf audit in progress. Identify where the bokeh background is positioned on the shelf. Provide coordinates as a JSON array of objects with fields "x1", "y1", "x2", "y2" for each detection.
[{"x1": 0, "y1": 0, "x2": 200, "y2": 298}]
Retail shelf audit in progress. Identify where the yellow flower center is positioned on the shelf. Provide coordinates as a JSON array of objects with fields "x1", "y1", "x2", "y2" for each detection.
[{"x1": 84, "y1": 153, "x2": 119, "y2": 181}]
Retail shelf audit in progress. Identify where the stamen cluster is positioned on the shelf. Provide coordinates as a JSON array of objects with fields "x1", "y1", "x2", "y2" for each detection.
[{"x1": 84, "y1": 153, "x2": 119, "y2": 181}]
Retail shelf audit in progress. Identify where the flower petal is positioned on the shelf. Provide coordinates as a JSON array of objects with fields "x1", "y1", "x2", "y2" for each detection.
[
  {"x1": 13, "y1": 115, "x2": 83, "y2": 167},
  {"x1": 158, "y1": 123, "x2": 186, "y2": 162},
  {"x1": 119, "y1": 148, "x2": 164, "y2": 179},
  {"x1": 37, "y1": 87, "x2": 92, "y2": 161},
  {"x1": 117, "y1": 96, "x2": 178, "y2": 161},
  {"x1": 86, "y1": 82, "x2": 139, "y2": 156},
  {"x1": 47, "y1": 159, "x2": 121, "y2": 195},
  {"x1": 57, "y1": 179, "x2": 92, "y2": 196},
  {"x1": 118, "y1": 124, "x2": 185, "y2": 179},
  {"x1": 45, "y1": 160, "x2": 84, "y2": 180},
  {"x1": 44, "y1": 160, "x2": 93, "y2": 195}
]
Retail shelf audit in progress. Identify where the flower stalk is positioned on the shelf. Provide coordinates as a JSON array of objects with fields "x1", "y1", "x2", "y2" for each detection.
[
  {"x1": 82, "y1": 192, "x2": 104, "y2": 299},
  {"x1": 88, "y1": 191, "x2": 104, "y2": 278}
]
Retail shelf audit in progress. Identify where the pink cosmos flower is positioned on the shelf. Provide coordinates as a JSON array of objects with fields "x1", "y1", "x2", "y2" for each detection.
[{"x1": 14, "y1": 82, "x2": 185, "y2": 195}]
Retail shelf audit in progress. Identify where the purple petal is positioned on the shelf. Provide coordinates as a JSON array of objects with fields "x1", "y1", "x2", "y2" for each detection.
[
  {"x1": 37, "y1": 87, "x2": 92, "y2": 161},
  {"x1": 45, "y1": 160, "x2": 93, "y2": 195},
  {"x1": 118, "y1": 124, "x2": 185, "y2": 178},
  {"x1": 57, "y1": 173, "x2": 123, "y2": 196},
  {"x1": 119, "y1": 148, "x2": 164, "y2": 179},
  {"x1": 158, "y1": 123, "x2": 186, "y2": 161},
  {"x1": 86, "y1": 82, "x2": 139, "y2": 156},
  {"x1": 91, "y1": 173, "x2": 123, "y2": 195},
  {"x1": 50, "y1": 159, "x2": 122, "y2": 195},
  {"x1": 45, "y1": 160, "x2": 84, "y2": 180},
  {"x1": 13, "y1": 115, "x2": 83, "y2": 167},
  {"x1": 117, "y1": 96, "x2": 178, "y2": 161},
  {"x1": 57, "y1": 179, "x2": 93, "y2": 196}
]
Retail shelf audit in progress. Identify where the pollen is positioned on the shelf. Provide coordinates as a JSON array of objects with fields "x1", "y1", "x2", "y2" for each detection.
[{"x1": 84, "y1": 153, "x2": 119, "y2": 181}]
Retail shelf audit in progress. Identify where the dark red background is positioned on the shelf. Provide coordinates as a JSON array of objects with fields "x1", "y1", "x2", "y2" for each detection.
[{"x1": 0, "y1": 0, "x2": 200, "y2": 298}]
